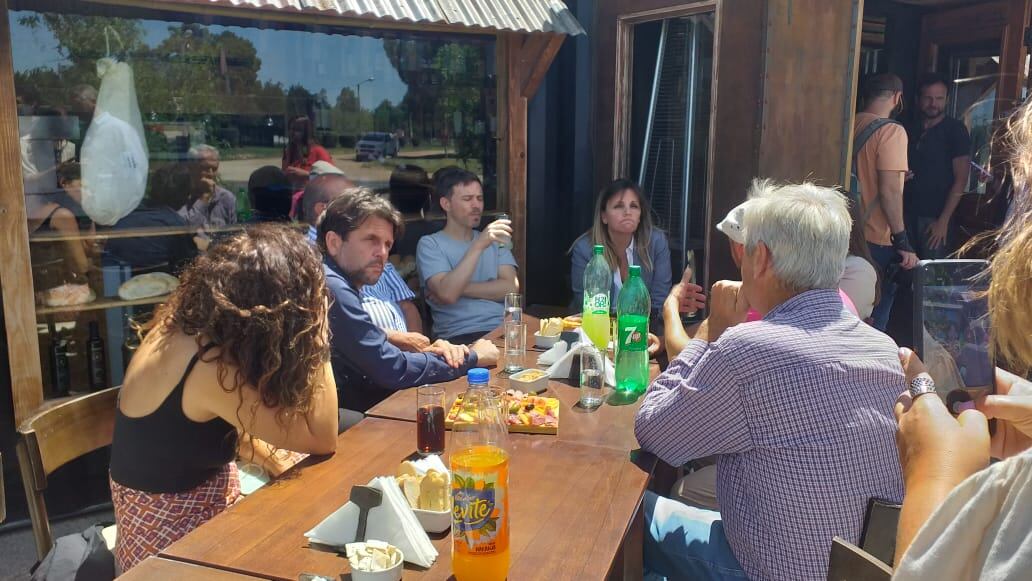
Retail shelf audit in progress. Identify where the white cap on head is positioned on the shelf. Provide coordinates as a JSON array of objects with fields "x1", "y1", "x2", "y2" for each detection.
[
  {"x1": 310, "y1": 160, "x2": 344, "y2": 177},
  {"x1": 716, "y1": 201, "x2": 748, "y2": 245}
]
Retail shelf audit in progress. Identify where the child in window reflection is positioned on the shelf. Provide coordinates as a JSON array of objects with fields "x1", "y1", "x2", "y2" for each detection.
[{"x1": 282, "y1": 115, "x2": 333, "y2": 191}]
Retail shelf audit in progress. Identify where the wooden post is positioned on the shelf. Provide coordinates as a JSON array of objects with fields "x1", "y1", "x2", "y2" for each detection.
[
  {"x1": 0, "y1": 0, "x2": 45, "y2": 425},
  {"x1": 505, "y1": 33, "x2": 530, "y2": 280},
  {"x1": 503, "y1": 32, "x2": 566, "y2": 289}
]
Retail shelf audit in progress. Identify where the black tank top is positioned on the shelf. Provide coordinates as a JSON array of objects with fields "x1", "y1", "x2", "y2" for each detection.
[{"x1": 110, "y1": 347, "x2": 238, "y2": 493}]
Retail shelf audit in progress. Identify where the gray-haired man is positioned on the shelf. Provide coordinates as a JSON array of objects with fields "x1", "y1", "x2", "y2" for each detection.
[
  {"x1": 636, "y1": 181, "x2": 904, "y2": 581},
  {"x1": 179, "y1": 144, "x2": 237, "y2": 228}
]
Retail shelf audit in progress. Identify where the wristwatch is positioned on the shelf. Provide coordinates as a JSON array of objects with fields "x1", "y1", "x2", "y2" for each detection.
[{"x1": 909, "y1": 376, "x2": 937, "y2": 399}]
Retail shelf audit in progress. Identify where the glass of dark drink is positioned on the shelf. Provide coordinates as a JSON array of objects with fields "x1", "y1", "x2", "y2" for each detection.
[{"x1": 416, "y1": 385, "x2": 446, "y2": 455}]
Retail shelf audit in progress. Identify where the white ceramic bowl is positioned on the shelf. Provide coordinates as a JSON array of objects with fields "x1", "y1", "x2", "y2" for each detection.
[
  {"x1": 534, "y1": 331, "x2": 560, "y2": 349},
  {"x1": 413, "y1": 506, "x2": 452, "y2": 533},
  {"x1": 348, "y1": 544, "x2": 404, "y2": 581}
]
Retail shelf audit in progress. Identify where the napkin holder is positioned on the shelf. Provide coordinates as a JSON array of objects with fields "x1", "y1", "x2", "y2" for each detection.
[{"x1": 304, "y1": 477, "x2": 438, "y2": 568}]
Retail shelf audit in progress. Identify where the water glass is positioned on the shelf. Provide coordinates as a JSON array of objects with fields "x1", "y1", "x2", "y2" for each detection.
[
  {"x1": 416, "y1": 385, "x2": 446, "y2": 455},
  {"x1": 497, "y1": 213, "x2": 513, "y2": 250},
  {"x1": 504, "y1": 292, "x2": 523, "y2": 325},
  {"x1": 503, "y1": 320, "x2": 526, "y2": 373},
  {"x1": 579, "y1": 343, "x2": 606, "y2": 410}
]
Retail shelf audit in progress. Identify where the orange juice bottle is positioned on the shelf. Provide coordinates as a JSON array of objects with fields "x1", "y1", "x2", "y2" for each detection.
[{"x1": 452, "y1": 369, "x2": 510, "y2": 581}]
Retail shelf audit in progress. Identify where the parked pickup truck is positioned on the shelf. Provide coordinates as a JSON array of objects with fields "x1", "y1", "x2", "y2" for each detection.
[{"x1": 355, "y1": 132, "x2": 399, "y2": 161}]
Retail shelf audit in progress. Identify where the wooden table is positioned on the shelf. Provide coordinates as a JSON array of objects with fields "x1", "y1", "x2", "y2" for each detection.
[
  {"x1": 118, "y1": 557, "x2": 267, "y2": 580},
  {"x1": 366, "y1": 314, "x2": 661, "y2": 452},
  {"x1": 366, "y1": 375, "x2": 648, "y2": 452},
  {"x1": 161, "y1": 418, "x2": 654, "y2": 581}
]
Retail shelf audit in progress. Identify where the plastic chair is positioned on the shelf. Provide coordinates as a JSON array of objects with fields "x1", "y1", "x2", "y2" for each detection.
[{"x1": 16, "y1": 387, "x2": 120, "y2": 559}]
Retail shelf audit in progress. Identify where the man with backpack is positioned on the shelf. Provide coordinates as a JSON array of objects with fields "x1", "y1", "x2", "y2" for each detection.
[{"x1": 853, "y1": 73, "x2": 918, "y2": 331}]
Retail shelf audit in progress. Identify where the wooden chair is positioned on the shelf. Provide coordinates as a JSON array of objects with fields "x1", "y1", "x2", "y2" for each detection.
[
  {"x1": 16, "y1": 387, "x2": 119, "y2": 560},
  {"x1": 827, "y1": 536, "x2": 893, "y2": 581}
]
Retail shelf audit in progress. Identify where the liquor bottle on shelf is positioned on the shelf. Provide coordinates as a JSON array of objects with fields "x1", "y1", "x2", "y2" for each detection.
[
  {"x1": 87, "y1": 321, "x2": 107, "y2": 391},
  {"x1": 49, "y1": 324, "x2": 71, "y2": 398}
]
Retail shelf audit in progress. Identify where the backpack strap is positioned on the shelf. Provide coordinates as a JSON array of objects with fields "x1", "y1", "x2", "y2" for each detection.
[{"x1": 851, "y1": 117, "x2": 901, "y2": 226}]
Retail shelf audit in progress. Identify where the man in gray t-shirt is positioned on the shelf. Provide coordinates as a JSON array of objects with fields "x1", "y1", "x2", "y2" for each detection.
[{"x1": 417, "y1": 169, "x2": 519, "y2": 343}]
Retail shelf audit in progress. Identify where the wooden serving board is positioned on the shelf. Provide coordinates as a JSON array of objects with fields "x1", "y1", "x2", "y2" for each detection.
[{"x1": 444, "y1": 394, "x2": 559, "y2": 435}]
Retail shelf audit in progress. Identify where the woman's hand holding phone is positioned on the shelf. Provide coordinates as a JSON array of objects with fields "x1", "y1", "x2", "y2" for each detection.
[
  {"x1": 896, "y1": 348, "x2": 990, "y2": 490},
  {"x1": 977, "y1": 368, "x2": 1032, "y2": 459}
]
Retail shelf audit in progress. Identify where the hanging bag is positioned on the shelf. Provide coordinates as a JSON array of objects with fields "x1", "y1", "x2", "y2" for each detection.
[{"x1": 80, "y1": 56, "x2": 149, "y2": 225}]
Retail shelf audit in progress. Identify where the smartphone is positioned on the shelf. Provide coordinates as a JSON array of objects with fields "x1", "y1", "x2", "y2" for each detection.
[
  {"x1": 860, "y1": 498, "x2": 901, "y2": 566},
  {"x1": 913, "y1": 259, "x2": 993, "y2": 413}
]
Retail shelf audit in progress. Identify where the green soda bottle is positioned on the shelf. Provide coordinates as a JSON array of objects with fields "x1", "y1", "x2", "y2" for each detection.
[
  {"x1": 582, "y1": 245, "x2": 611, "y2": 350},
  {"x1": 236, "y1": 187, "x2": 252, "y2": 222},
  {"x1": 615, "y1": 265, "x2": 650, "y2": 395}
]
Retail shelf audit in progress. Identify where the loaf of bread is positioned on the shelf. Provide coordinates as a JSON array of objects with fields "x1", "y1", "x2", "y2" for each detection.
[
  {"x1": 42, "y1": 283, "x2": 96, "y2": 307},
  {"x1": 117, "y1": 272, "x2": 179, "y2": 300}
]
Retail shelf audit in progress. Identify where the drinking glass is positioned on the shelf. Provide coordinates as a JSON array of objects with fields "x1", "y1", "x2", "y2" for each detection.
[
  {"x1": 416, "y1": 385, "x2": 446, "y2": 455},
  {"x1": 504, "y1": 292, "x2": 523, "y2": 325},
  {"x1": 503, "y1": 320, "x2": 526, "y2": 373},
  {"x1": 579, "y1": 343, "x2": 606, "y2": 410},
  {"x1": 496, "y1": 213, "x2": 513, "y2": 250}
]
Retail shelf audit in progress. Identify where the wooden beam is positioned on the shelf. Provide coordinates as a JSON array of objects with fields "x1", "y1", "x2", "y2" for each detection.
[
  {"x1": 521, "y1": 33, "x2": 566, "y2": 99},
  {"x1": 0, "y1": 0, "x2": 45, "y2": 425},
  {"x1": 504, "y1": 33, "x2": 530, "y2": 279}
]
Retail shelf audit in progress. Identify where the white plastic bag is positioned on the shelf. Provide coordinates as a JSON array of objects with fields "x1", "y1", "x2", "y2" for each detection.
[{"x1": 80, "y1": 58, "x2": 149, "y2": 225}]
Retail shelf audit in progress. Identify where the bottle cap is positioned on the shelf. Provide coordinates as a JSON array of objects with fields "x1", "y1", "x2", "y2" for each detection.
[
  {"x1": 467, "y1": 368, "x2": 490, "y2": 384},
  {"x1": 593, "y1": 245, "x2": 604, "y2": 255},
  {"x1": 628, "y1": 265, "x2": 641, "y2": 277}
]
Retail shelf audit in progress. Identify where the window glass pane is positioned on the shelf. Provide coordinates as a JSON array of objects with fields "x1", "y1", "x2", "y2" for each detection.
[
  {"x1": 944, "y1": 47, "x2": 999, "y2": 194},
  {"x1": 629, "y1": 13, "x2": 715, "y2": 283},
  {"x1": 12, "y1": 4, "x2": 497, "y2": 397}
]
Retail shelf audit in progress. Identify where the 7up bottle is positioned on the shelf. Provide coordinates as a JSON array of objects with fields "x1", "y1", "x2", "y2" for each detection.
[
  {"x1": 582, "y1": 245, "x2": 611, "y2": 350},
  {"x1": 615, "y1": 265, "x2": 650, "y2": 395}
]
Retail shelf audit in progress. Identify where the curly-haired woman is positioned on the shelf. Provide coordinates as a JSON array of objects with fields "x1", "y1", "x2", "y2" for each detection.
[{"x1": 108, "y1": 224, "x2": 338, "y2": 572}]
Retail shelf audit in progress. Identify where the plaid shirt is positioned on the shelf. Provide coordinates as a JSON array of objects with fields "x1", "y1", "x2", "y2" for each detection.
[{"x1": 636, "y1": 289, "x2": 904, "y2": 581}]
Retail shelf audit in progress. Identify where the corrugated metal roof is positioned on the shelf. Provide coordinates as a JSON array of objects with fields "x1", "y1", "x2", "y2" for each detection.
[{"x1": 191, "y1": 0, "x2": 585, "y2": 35}]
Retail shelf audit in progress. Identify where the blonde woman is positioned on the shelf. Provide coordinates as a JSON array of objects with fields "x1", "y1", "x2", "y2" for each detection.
[
  {"x1": 569, "y1": 179, "x2": 672, "y2": 313},
  {"x1": 891, "y1": 99, "x2": 1032, "y2": 579}
]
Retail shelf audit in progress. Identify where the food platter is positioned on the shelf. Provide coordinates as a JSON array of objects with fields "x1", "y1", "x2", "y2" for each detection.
[{"x1": 444, "y1": 390, "x2": 559, "y2": 435}]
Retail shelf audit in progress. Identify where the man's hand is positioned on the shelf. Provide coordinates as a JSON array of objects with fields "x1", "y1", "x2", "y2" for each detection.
[
  {"x1": 898, "y1": 250, "x2": 919, "y2": 270},
  {"x1": 926, "y1": 218, "x2": 949, "y2": 250},
  {"x1": 704, "y1": 280, "x2": 749, "y2": 340},
  {"x1": 668, "y1": 266, "x2": 707, "y2": 314},
  {"x1": 977, "y1": 369, "x2": 1032, "y2": 459},
  {"x1": 476, "y1": 219, "x2": 512, "y2": 250},
  {"x1": 387, "y1": 330, "x2": 432, "y2": 353},
  {"x1": 424, "y1": 339, "x2": 470, "y2": 368},
  {"x1": 470, "y1": 339, "x2": 499, "y2": 367},
  {"x1": 895, "y1": 348, "x2": 990, "y2": 489},
  {"x1": 646, "y1": 333, "x2": 661, "y2": 357}
]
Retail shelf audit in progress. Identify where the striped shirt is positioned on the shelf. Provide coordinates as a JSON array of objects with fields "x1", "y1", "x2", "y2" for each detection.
[
  {"x1": 308, "y1": 225, "x2": 415, "y2": 332},
  {"x1": 635, "y1": 289, "x2": 904, "y2": 581}
]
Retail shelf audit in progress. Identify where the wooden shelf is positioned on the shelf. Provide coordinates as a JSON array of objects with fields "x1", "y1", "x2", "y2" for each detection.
[
  {"x1": 28, "y1": 209, "x2": 505, "y2": 241},
  {"x1": 36, "y1": 294, "x2": 169, "y2": 316},
  {"x1": 29, "y1": 223, "x2": 260, "y2": 243}
]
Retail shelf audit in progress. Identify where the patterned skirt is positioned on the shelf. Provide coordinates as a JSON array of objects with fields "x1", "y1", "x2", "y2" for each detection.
[{"x1": 109, "y1": 462, "x2": 241, "y2": 573}]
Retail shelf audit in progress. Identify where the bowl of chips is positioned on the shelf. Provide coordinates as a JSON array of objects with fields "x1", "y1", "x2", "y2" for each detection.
[{"x1": 535, "y1": 317, "x2": 563, "y2": 348}]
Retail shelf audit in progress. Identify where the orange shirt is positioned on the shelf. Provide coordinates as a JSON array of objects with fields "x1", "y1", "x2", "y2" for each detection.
[{"x1": 854, "y1": 112, "x2": 908, "y2": 246}]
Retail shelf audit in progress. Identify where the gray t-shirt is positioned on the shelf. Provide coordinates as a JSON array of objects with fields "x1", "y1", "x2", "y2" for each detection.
[{"x1": 417, "y1": 230, "x2": 517, "y2": 339}]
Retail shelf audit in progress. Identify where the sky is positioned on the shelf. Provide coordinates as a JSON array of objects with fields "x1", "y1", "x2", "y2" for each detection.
[{"x1": 10, "y1": 10, "x2": 414, "y2": 110}]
